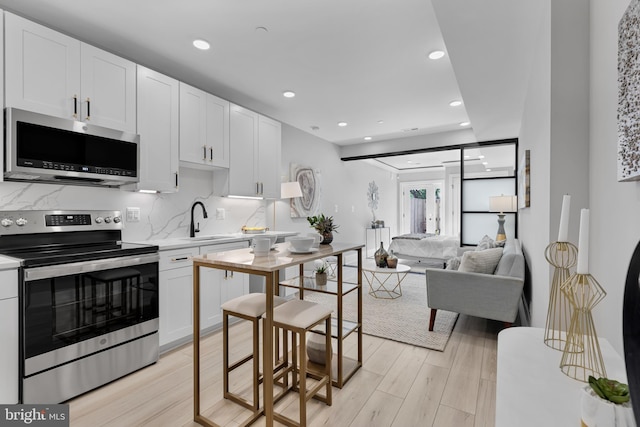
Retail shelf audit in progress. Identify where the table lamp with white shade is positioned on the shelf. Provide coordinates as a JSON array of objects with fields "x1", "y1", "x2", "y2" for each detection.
[
  {"x1": 273, "y1": 181, "x2": 303, "y2": 230},
  {"x1": 489, "y1": 195, "x2": 518, "y2": 241}
]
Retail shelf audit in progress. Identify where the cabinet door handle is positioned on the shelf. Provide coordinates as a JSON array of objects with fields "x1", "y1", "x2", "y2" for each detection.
[
  {"x1": 175, "y1": 172, "x2": 179, "y2": 188},
  {"x1": 203, "y1": 145, "x2": 207, "y2": 160},
  {"x1": 73, "y1": 95, "x2": 78, "y2": 118},
  {"x1": 260, "y1": 182, "x2": 264, "y2": 195},
  {"x1": 209, "y1": 147, "x2": 213, "y2": 161},
  {"x1": 171, "y1": 257, "x2": 189, "y2": 262},
  {"x1": 86, "y1": 98, "x2": 91, "y2": 120},
  {"x1": 256, "y1": 182, "x2": 259, "y2": 195}
]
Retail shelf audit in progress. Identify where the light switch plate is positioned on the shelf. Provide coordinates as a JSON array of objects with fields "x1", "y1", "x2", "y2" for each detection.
[
  {"x1": 126, "y1": 207, "x2": 140, "y2": 222},
  {"x1": 216, "y1": 208, "x2": 225, "y2": 220}
]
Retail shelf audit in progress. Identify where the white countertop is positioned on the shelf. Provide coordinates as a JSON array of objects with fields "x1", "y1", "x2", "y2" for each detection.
[
  {"x1": 0, "y1": 255, "x2": 21, "y2": 270},
  {"x1": 136, "y1": 231, "x2": 299, "y2": 251}
]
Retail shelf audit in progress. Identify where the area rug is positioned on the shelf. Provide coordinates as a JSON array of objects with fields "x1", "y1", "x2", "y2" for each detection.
[{"x1": 302, "y1": 267, "x2": 458, "y2": 351}]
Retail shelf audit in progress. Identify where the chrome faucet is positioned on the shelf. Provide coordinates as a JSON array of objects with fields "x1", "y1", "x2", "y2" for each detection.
[{"x1": 190, "y1": 201, "x2": 208, "y2": 237}]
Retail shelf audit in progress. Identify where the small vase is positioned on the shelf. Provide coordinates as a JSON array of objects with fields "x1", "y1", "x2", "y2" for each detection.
[
  {"x1": 321, "y1": 231, "x2": 333, "y2": 244},
  {"x1": 387, "y1": 251, "x2": 398, "y2": 268},
  {"x1": 315, "y1": 272, "x2": 327, "y2": 286},
  {"x1": 374, "y1": 242, "x2": 388, "y2": 268}
]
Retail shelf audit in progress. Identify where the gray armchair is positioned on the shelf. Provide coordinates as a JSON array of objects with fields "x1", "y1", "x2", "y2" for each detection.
[{"x1": 425, "y1": 239, "x2": 525, "y2": 330}]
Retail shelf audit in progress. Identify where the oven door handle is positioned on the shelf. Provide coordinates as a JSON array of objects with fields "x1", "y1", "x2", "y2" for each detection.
[{"x1": 23, "y1": 253, "x2": 160, "y2": 281}]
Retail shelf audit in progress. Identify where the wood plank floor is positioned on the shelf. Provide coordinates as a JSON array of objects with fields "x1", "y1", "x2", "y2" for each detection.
[{"x1": 68, "y1": 314, "x2": 501, "y2": 427}]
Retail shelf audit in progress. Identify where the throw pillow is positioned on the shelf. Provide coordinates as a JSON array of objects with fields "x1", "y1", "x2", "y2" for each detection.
[
  {"x1": 476, "y1": 235, "x2": 496, "y2": 250},
  {"x1": 445, "y1": 256, "x2": 461, "y2": 270},
  {"x1": 458, "y1": 247, "x2": 504, "y2": 274}
]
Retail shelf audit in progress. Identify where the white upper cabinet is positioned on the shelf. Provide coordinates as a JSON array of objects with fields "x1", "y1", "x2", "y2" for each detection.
[
  {"x1": 215, "y1": 104, "x2": 281, "y2": 198},
  {"x1": 4, "y1": 12, "x2": 136, "y2": 133},
  {"x1": 207, "y1": 94, "x2": 231, "y2": 168},
  {"x1": 258, "y1": 115, "x2": 282, "y2": 199},
  {"x1": 131, "y1": 66, "x2": 179, "y2": 193},
  {"x1": 79, "y1": 43, "x2": 136, "y2": 132},
  {"x1": 228, "y1": 104, "x2": 259, "y2": 195},
  {"x1": 179, "y1": 82, "x2": 230, "y2": 169}
]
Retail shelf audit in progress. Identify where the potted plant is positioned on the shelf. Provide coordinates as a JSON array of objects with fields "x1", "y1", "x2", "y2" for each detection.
[
  {"x1": 580, "y1": 376, "x2": 634, "y2": 427},
  {"x1": 315, "y1": 264, "x2": 328, "y2": 286},
  {"x1": 307, "y1": 214, "x2": 339, "y2": 244}
]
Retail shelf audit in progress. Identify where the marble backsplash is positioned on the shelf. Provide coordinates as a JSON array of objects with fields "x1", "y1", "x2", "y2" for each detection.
[{"x1": 0, "y1": 167, "x2": 266, "y2": 242}]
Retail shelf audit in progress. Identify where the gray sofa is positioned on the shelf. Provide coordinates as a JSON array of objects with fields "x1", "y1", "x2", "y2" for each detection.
[{"x1": 425, "y1": 238, "x2": 525, "y2": 331}]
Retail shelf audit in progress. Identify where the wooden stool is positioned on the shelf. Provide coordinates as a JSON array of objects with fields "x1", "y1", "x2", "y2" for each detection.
[
  {"x1": 221, "y1": 293, "x2": 287, "y2": 412},
  {"x1": 272, "y1": 299, "x2": 332, "y2": 427}
]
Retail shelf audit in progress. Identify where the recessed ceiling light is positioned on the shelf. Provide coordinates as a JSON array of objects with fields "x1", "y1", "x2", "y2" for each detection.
[
  {"x1": 478, "y1": 155, "x2": 485, "y2": 159},
  {"x1": 449, "y1": 100, "x2": 463, "y2": 107},
  {"x1": 192, "y1": 39, "x2": 210, "y2": 50},
  {"x1": 459, "y1": 121, "x2": 471, "y2": 127},
  {"x1": 428, "y1": 50, "x2": 445, "y2": 60},
  {"x1": 283, "y1": 91, "x2": 296, "y2": 98},
  {"x1": 482, "y1": 162, "x2": 489, "y2": 165},
  {"x1": 364, "y1": 136, "x2": 372, "y2": 141},
  {"x1": 486, "y1": 169, "x2": 492, "y2": 172},
  {"x1": 338, "y1": 122, "x2": 348, "y2": 127},
  {"x1": 464, "y1": 155, "x2": 470, "y2": 159},
  {"x1": 377, "y1": 120, "x2": 384, "y2": 124}
]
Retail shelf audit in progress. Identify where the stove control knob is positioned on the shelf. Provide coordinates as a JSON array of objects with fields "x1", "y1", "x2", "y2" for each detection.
[
  {"x1": 95, "y1": 217, "x2": 103, "y2": 224},
  {"x1": 104, "y1": 216, "x2": 112, "y2": 223},
  {"x1": 1, "y1": 218, "x2": 13, "y2": 227},
  {"x1": 15, "y1": 218, "x2": 27, "y2": 226},
  {"x1": 113, "y1": 216, "x2": 121, "y2": 223}
]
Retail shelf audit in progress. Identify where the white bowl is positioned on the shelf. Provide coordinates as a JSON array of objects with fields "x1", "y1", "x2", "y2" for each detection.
[{"x1": 289, "y1": 236, "x2": 315, "y2": 252}]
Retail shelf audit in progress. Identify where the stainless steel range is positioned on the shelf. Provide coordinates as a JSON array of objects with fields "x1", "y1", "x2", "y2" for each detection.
[{"x1": 0, "y1": 210, "x2": 159, "y2": 404}]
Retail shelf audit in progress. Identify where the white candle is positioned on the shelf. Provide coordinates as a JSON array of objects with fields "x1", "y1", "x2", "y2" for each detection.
[
  {"x1": 558, "y1": 195, "x2": 571, "y2": 242},
  {"x1": 576, "y1": 209, "x2": 589, "y2": 274}
]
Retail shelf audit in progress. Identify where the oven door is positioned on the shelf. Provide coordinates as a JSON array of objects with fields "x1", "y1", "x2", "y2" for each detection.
[{"x1": 22, "y1": 253, "x2": 159, "y2": 376}]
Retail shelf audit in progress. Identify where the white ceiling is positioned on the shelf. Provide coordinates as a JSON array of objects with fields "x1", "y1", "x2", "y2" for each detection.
[{"x1": 0, "y1": 0, "x2": 545, "y2": 148}]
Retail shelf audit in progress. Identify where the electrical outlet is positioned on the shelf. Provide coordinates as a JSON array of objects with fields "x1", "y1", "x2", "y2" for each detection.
[
  {"x1": 334, "y1": 204, "x2": 339, "y2": 213},
  {"x1": 126, "y1": 207, "x2": 140, "y2": 222},
  {"x1": 216, "y1": 208, "x2": 225, "y2": 220}
]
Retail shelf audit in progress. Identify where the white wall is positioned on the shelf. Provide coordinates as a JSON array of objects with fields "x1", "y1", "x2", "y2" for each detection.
[
  {"x1": 519, "y1": 0, "x2": 591, "y2": 331},
  {"x1": 589, "y1": 0, "x2": 639, "y2": 354},
  {"x1": 518, "y1": 0, "x2": 552, "y2": 330},
  {"x1": 520, "y1": 0, "x2": 637, "y2": 356},
  {"x1": 271, "y1": 124, "x2": 398, "y2": 247}
]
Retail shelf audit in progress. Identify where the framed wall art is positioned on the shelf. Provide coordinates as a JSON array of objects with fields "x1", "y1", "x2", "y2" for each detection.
[
  {"x1": 289, "y1": 163, "x2": 321, "y2": 218},
  {"x1": 618, "y1": 0, "x2": 640, "y2": 182}
]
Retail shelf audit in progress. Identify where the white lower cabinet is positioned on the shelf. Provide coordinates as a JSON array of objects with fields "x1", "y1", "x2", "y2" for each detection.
[
  {"x1": 158, "y1": 247, "x2": 199, "y2": 347},
  {"x1": 159, "y1": 241, "x2": 249, "y2": 350},
  {"x1": 199, "y1": 242, "x2": 249, "y2": 330},
  {"x1": 0, "y1": 269, "x2": 19, "y2": 404}
]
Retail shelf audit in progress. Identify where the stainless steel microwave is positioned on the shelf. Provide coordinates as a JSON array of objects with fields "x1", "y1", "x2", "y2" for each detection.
[{"x1": 4, "y1": 108, "x2": 140, "y2": 187}]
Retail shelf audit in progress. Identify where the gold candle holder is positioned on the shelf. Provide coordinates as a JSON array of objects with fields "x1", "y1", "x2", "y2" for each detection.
[
  {"x1": 559, "y1": 273, "x2": 607, "y2": 382},
  {"x1": 544, "y1": 241, "x2": 578, "y2": 350}
]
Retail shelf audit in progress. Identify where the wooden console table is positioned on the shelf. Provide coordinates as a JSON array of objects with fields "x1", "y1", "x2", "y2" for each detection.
[
  {"x1": 191, "y1": 242, "x2": 363, "y2": 427},
  {"x1": 496, "y1": 327, "x2": 628, "y2": 427}
]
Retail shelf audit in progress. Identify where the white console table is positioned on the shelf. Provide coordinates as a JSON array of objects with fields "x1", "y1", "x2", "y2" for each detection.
[{"x1": 496, "y1": 327, "x2": 628, "y2": 427}]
